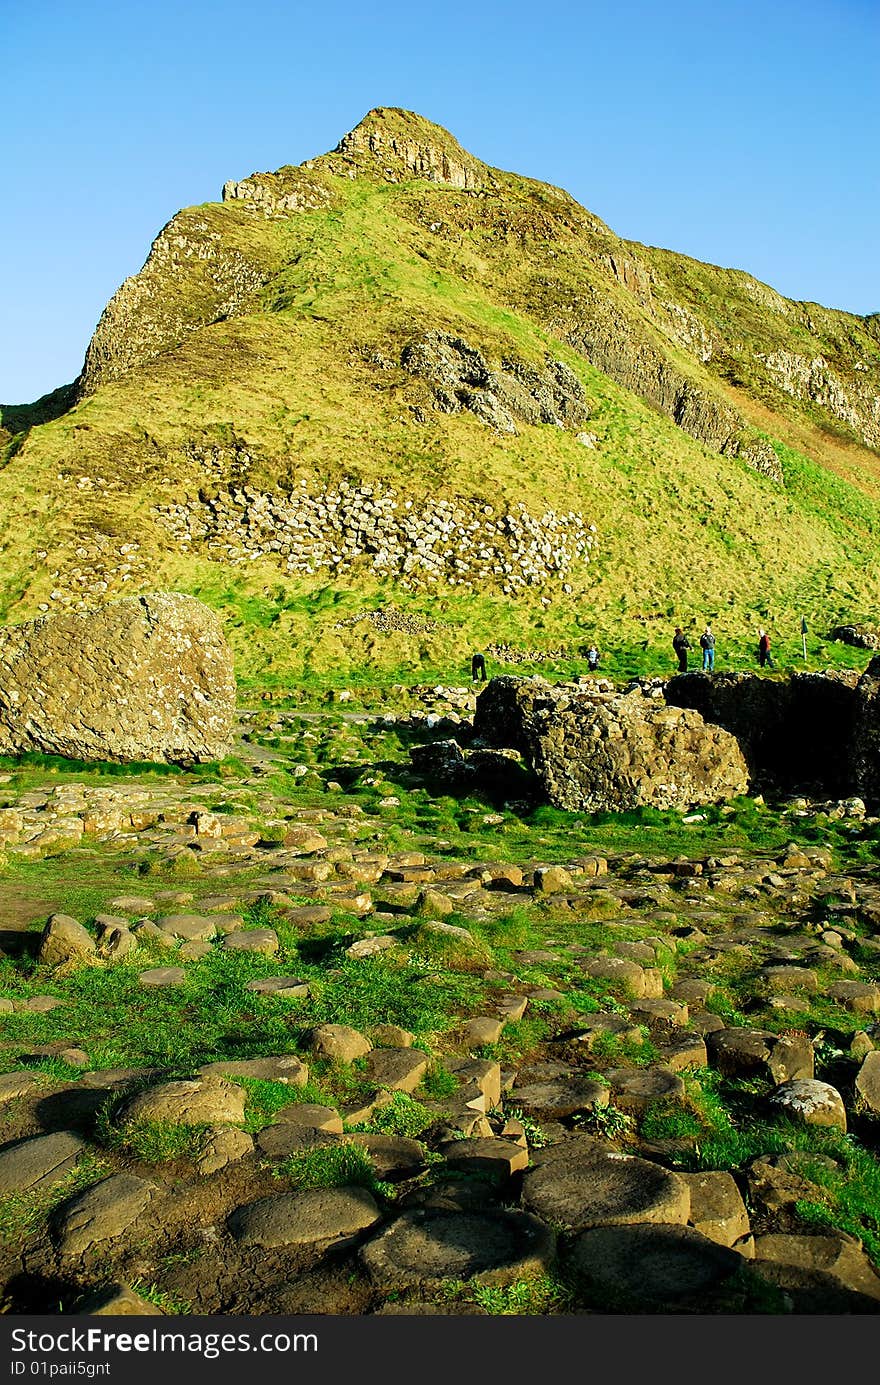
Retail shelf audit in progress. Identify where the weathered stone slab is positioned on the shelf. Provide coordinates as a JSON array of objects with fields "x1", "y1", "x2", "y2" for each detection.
[
  {"x1": 0, "y1": 593, "x2": 235, "y2": 764},
  {"x1": 364, "y1": 1048, "x2": 428, "y2": 1093},
  {"x1": 522, "y1": 1145, "x2": 689, "y2": 1230},
  {"x1": 0, "y1": 1132, "x2": 85, "y2": 1194},
  {"x1": 121, "y1": 1078, "x2": 245, "y2": 1127},
  {"x1": 55, "y1": 1174, "x2": 155, "y2": 1257},
  {"x1": 360, "y1": 1210, "x2": 554, "y2": 1288},
  {"x1": 229, "y1": 1188, "x2": 380, "y2": 1247},
  {"x1": 568, "y1": 1223, "x2": 743, "y2": 1305}
]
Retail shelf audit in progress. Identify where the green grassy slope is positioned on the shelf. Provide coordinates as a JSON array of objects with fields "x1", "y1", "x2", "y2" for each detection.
[{"x1": 1, "y1": 108, "x2": 879, "y2": 691}]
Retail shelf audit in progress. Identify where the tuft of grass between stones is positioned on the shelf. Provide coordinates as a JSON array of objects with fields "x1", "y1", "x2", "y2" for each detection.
[
  {"x1": 438, "y1": 1273, "x2": 575, "y2": 1315},
  {"x1": 129, "y1": 1280, "x2": 193, "y2": 1314},
  {"x1": 348, "y1": 1091, "x2": 434, "y2": 1139},
  {"x1": 280, "y1": 1142, "x2": 387, "y2": 1195},
  {"x1": 94, "y1": 1105, "x2": 209, "y2": 1164}
]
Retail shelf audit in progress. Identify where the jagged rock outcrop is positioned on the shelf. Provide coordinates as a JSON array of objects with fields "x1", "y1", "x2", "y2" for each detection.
[
  {"x1": 401, "y1": 331, "x2": 591, "y2": 436},
  {"x1": 0, "y1": 593, "x2": 235, "y2": 764},
  {"x1": 221, "y1": 167, "x2": 332, "y2": 217},
  {"x1": 474, "y1": 676, "x2": 749, "y2": 811},
  {"x1": 327, "y1": 106, "x2": 490, "y2": 190},
  {"x1": 560, "y1": 308, "x2": 782, "y2": 481},
  {"x1": 757, "y1": 349, "x2": 880, "y2": 450},
  {"x1": 664, "y1": 671, "x2": 859, "y2": 795},
  {"x1": 830, "y1": 625, "x2": 880, "y2": 651},
  {"x1": 78, "y1": 207, "x2": 276, "y2": 395}
]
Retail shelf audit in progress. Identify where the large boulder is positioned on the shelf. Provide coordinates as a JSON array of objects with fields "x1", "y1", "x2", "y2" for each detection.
[
  {"x1": 665, "y1": 670, "x2": 858, "y2": 795},
  {"x1": 474, "y1": 676, "x2": 748, "y2": 812},
  {"x1": 0, "y1": 593, "x2": 235, "y2": 764}
]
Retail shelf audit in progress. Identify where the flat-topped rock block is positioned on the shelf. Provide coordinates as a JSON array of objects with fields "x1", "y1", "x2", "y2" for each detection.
[
  {"x1": 121, "y1": 1077, "x2": 246, "y2": 1127},
  {"x1": 606, "y1": 1066, "x2": 686, "y2": 1113},
  {"x1": 522, "y1": 1145, "x2": 690, "y2": 1230},
  {"x1": 568, "y1": 1223, "x2": 744, "y2": 1307},
  {"x1": 364, "y1": 1048, "x2": 428, "y2": 1093},
  {"x1": 681, "y1": 1171, "x2": 751, "y2": 1248},
  {"x1": 197, "y1": 1055, "x2": 308, "y2": 1086},
  {"x1": 0, "y1": 1132, "x2": 85, "y2": 1194},
  {"x1": 138, "y1": 967, "x2": 185, "y2": 988},
  {"x1": 310, "y1": 1024, "x2": 372, "y2": 1063},
  {"x1": 706, "y1": 1027, "x2": 814, "y2": 1083},
  {"x1": 156, "y1": 914, "x2": 217, "y2": 941},
  {"x1": 440, "y1": 1138, "x2": 529, "y2": 1177},
  {"x1": 228, "y1": 1188, "x2": 380, "y2": 1247},
  {"x1": 221, "y1": 928, "x2": 279, "y2": 955},
  {"x1": 348, "y1": 1134, "x2": 427, "y2": 1179},
  {"x1": 511, "y1": 1074, "x2": 609, "y2": 1121},
  {"x1": 359, "y1": 1209, "x2": 555, "y2": 1288},
  {"x1": 55, "y1": 1173, "x2": 156, "y2": 1258},
  {"x1": 272, "y1": 1102, "x2": 343, "y2": 1133}
]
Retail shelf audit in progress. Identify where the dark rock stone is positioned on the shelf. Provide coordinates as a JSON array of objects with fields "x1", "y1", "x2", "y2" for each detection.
[
  {"x1": 665, "y1": 670, "x2": 858, "y2": 796},
  {"x1": 359, "y1": 1209, "x2": 555, "y2": 1287},
  {"x1": 521, "y1": 1144, "x2": 689, "y2": 1230},
  {"x1": 228, "y1": 1188, "x2": 380, "y2": 1247},
  {"x1": 567, "y1": 1223, "x2": 743, "y2": 1306}
]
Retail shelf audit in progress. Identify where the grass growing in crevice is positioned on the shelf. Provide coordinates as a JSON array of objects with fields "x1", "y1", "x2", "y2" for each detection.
[
  {"x1": 439, "y1": 1272, "x2": 575, "y2": 1315},
  {"x1": 280, "y1": 1141, "x2": 383, "y2": 1194},
  {"x1": 128, "y1": 1280, "x2": 193, "y2": 1315},
  {"x1": 95, "y1": 1105, "x2": 208, "y2": 1164},
  {"x1": 351, "y1": 1091, "x2": 434, "y2": 1139}
]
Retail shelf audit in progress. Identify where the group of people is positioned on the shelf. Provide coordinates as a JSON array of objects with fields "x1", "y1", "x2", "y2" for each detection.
[
  {"x1": 672, "y1": 625, "x2": 774, "y2": 673},
  {"x1": 470, "y1": 625, "x2": 775, "y2": 684}
]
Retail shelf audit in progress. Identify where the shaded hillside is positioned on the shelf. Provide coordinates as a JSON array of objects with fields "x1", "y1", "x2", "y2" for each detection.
[{"x1": 1, "y1": 107, "x2": 879, "y2": 689}]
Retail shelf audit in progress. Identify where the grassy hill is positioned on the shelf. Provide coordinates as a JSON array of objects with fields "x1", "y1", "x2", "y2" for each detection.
[{"x1": 2, "y1": 107, "x2": 879, "y2": 696}]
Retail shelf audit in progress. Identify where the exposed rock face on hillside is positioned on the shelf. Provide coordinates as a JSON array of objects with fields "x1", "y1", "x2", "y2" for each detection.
[
  {"x1": 222, "y1": 168, "x2": 332, "y2": 217},
  {"x1": 560, "y1": 310, "x2": 783, "y2": 480},
  {"x1": 664, "y1": 672, "x2": 859, "y2": 796},
  {"x1": 830, "y1": 625, "x2": 880, "y2": 651},
  {"x1": 474, "y1": 677, "x2": 749, "y2": 811},
  {"x1": 0, "y1": 594, "x2": 235, "y2": 764},
  {"x1": 78, "y1": 208, "x2": 277, "y2": 395},
  {"x1": 401, "y1": 331, "x2": 591, "y2": 436},
  {"x1": 327, "y1": 107, "x2": 490, "y2": 189}
]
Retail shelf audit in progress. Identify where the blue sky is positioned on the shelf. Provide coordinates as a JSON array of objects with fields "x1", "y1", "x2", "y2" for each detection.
[{"x1": 3, "y1": 0, "x2": 878, "y2": 403}]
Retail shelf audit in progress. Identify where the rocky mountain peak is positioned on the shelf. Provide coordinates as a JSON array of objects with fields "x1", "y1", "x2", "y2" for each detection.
[{"x1": 326, "y1": 106, "x2": 491, "y2": 189}]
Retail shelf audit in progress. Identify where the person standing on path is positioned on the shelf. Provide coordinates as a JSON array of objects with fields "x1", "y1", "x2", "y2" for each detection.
[
  {"x1": 758, "y1": 629, "x2": 774, "y2": 668},
  {"x1": 471, "y1": 652, "x2": 487, "y2": 682},
  {"x1": 672, "y1": 627, "x2": 690, "y2": 673},
  {"x1": 700, "y1": 625, "x2": 716, "y2": 671}
]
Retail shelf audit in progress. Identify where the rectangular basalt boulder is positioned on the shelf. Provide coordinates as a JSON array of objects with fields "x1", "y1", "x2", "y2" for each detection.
[{"x1": 0, "y1": 592, "x2": 235, "y2": 765}]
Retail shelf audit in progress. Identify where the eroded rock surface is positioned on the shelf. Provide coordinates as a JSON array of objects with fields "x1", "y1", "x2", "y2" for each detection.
[
  {"x1": 0, "y1": 594, "x2": 235, "y2": 765},
  {"x1": 474, "y1": 677, "x2": 749, "y2": 811}
]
